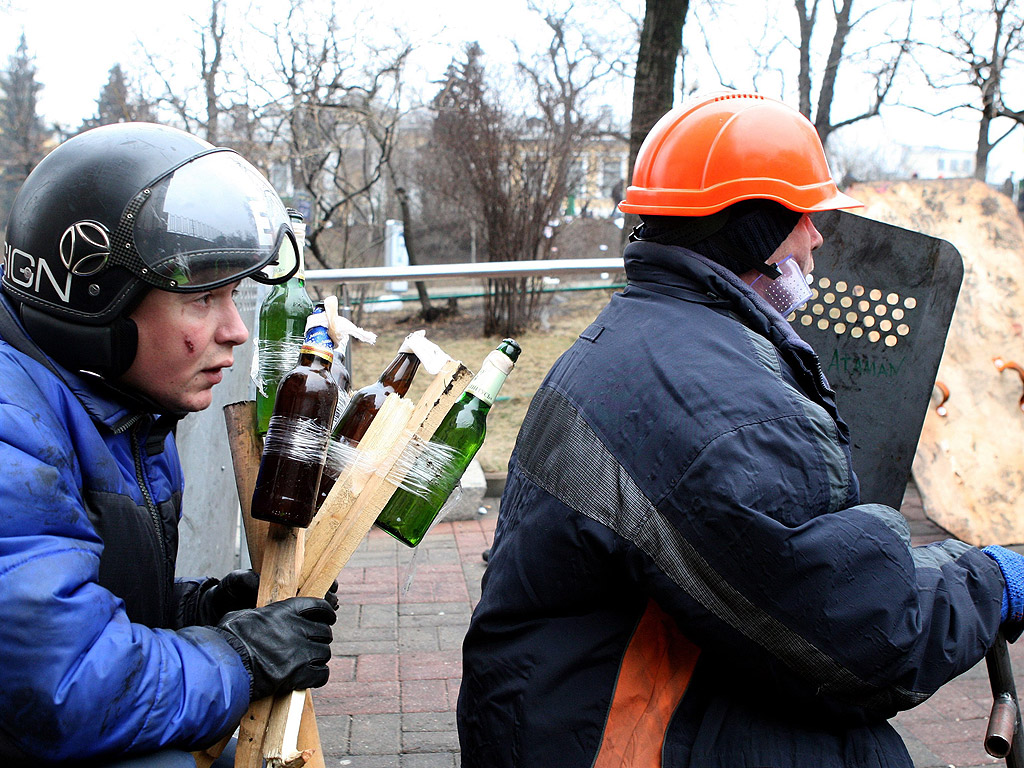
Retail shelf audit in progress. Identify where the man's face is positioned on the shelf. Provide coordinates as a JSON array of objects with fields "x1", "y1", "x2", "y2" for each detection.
[
  {"x1": 767, "y1": 213, "x2": 824, "y2": 276},
  {"x1": 118, "y1": 281, "x2": 249, "y2": 413}
]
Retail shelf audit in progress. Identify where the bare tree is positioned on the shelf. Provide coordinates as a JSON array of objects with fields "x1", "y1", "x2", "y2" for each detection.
[
  {"x1": 200, "y1": 0, "x2": 225, "y2": 143},
  {"x1": 793, "y1": 0, "x2": 912, "y2": 149},
  {"x1": 427, "y1": 10, "x2": 610, "y2": 337},
  {"x1": 916, "y1": 0, "x2": 1024, "y2": 180},
  {"x1": 254, "y1": 0, "x2": 410, "y2": 271},
  {"x1": 626, "y1": 0, "x2": 688, "y2": 237},
  {"x1": 144, "y1": 0, "x2": 228, "y2": 142}
]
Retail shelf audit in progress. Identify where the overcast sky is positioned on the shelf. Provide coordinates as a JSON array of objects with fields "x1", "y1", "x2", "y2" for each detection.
[
  {"x1": 0, "y1": 0, "x2": 568, "y2": 127},
  {"x1": 2, "y1": 0, "x2": 1020, "y2": 184}
]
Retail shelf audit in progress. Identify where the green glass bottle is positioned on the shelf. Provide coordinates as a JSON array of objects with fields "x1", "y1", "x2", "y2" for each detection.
[
  {"x1": 255, "y1": 210, "x2": 313, "y2": 435},
  {"x1": 375, "y1": 338, "x2": 521, "y2": 547}
]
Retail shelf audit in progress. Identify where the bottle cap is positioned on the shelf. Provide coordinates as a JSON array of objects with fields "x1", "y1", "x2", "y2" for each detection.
[{"x1": 482, "y1": 348, "x2": 516, "y2": 376}]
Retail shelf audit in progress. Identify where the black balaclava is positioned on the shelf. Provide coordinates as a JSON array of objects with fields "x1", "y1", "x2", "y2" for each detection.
[{"x1": 631, "y1": 199, "x2": 803, "y2": 279}]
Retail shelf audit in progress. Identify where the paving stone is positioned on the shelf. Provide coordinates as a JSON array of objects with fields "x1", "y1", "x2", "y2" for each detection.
[
  {"x1": 329, "y1": 655, "x2": 357, "y2": 682},
  {"x1": 400, "y1": 753, "x2": 458, "y2": 768},
  {"x1": 309, "y1": 487, "x2": 1020, "y2": 766},
  {"x1": 398, "y1": 604, "x2": 470, "y2": 628},
  {"x1": 361, "y1": 603, "x2": 400, "y2": 629},
  {"x1": 398, "y1": 626, "x2": 442, "y2": 653},
  {"x1": 398, "y1": 650, "x2": 461, "y2": 681},
  {"x1": 436, "y1": 625, "x2": 467, "y2": 652},
  {"x1": 403, "y1": 711, "x2": 457, "y2": 731},
  {"x1": 400, "y1": 679, "x2": 450, "y2": 713},
  {"x1": 315, "y1": 714, "x2": 351, "y2": 757},
  {"x1": 401, "y1": 725, "x2": 460, "y2": 754},
  {"x1": 351, "y1": 713, "x2": 402, "y2": 755},
  {"x1": 892, "y1": 721, "x2": 943, "y2": 768},
  {"x1": 315, "y1": 681, "x2": 400, "y2": 715},
  {"x1": 334, "y1": 756, "x2": 400, "y2": 768},
  {"x1": 357, "y1": 653, "x2": 400, "y2": 682}
]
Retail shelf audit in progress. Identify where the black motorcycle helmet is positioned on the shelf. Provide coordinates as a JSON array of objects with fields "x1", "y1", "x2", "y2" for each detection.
[{"x1": 2, "y1": 122, "x2": 298, "y2": 377}]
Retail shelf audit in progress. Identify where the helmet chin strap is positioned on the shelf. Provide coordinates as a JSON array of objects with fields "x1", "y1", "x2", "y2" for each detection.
[{"x1": 19, "y1": 304, "x2": 139, "y2": 379}]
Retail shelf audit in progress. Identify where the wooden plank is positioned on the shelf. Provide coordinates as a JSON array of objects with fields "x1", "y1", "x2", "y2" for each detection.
[
  {"x1": 301, "y1": 393, "x2": 414, "y2": 579},
  {"x1": 223, "y1": 400, "x2": 268, "y2": 570},
  {"x1": 220, "y1": 521, "x2": 305, "y2": 768},
  {"x1": 209, "y1": 356, "x2": 471, "y2": 766},
  {"x1": 264, "y1": 689, "x2": 308, "y2": 766},
  {"x1": 195, "y1": 401, "x2": 272, "y2": 768},
  {"x1": 298, "y1": 690, "x2": 326, "y2": 768},
  {"x1": 260, "y1": 359, "x2": 471, "y2": 764},
  {"x1": 299, "y1": 359, "x2": 472, "y2": 597}
]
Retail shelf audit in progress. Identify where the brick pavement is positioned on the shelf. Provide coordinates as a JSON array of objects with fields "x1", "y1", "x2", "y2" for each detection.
[{"x1": 312, "y1": 483, "x2": 1024, "y2": 767}]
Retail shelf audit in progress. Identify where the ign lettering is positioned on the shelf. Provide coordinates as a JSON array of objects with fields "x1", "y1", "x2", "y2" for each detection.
[
  {"x1": 827, "y1": 349, "x2": 905, "y2": 379},
  {"x1": 3, "y1": 242, "x2": 72, "y2": 303}
]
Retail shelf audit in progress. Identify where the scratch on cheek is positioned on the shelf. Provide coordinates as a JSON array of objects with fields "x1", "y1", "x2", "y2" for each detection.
[{"x1": 184, "y1": 336, "x2": 195, "y2": 354}]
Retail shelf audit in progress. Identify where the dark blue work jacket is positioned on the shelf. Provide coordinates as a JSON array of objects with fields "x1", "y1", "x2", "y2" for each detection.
[{"x1": 457, "y1": 241, "x2": 1004, "y2": 767}]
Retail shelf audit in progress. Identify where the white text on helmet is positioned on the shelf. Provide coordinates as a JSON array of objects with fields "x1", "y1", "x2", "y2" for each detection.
[{"x1": 3, "y1": 242, "x2": 72, "y2": 304}]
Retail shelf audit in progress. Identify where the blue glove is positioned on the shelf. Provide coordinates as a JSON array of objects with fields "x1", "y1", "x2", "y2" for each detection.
[{"x1": 983, "y1": 545, "x2": 1024, "y2": 628}]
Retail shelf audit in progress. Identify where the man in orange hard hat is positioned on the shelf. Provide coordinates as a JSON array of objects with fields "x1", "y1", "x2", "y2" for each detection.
[{"x1": 458, "y1": 92, "x2": 1023, "y2": 767}]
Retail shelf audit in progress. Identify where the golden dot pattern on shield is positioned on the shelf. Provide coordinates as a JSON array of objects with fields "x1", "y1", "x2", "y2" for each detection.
[{"x1": 791, "y1": 277, "x2": 916, "y2": 348}]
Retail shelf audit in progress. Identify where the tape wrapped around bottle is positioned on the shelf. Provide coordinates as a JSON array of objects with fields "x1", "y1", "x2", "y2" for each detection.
[
  {"x1": 324, "y1": 430, "x2": 460, "y2": 501},
  {"x1": 262, "y1": 414, "x2": 334, "y2": 464},
  {"x1": 253, "y1": 334, "x2": 306, "y2": 395}
]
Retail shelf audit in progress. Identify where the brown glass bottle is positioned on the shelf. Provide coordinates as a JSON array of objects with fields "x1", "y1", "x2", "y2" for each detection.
[
  {"x1": 251, "y1": 306, "x2": 339, "y2": 528},
  {"x1": 316, "y1": 347, "x2": 421, "y2": 508}
]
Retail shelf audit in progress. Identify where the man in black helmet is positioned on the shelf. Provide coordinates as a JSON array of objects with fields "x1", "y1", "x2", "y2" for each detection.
[{"x1": 0, "y1": 123, "x2": 338, "y2": 766}]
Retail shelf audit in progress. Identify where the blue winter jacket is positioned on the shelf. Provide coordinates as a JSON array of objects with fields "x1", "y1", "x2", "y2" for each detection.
[
  {"x1": 457, "y1": 240, "x2": 1006, "y2": 767},
  {"x1": 0, "y1": 292, "x2": 250, "y2": 764}
]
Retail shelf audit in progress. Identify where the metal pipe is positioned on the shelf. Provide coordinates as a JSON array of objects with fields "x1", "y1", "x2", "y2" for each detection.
[
  {"x1": 304, "y1": 257, "x2": 625, "y2": 287},
  {"x1": 993, "y1": 358, "x2": 1024, "y2": 413},
  {"x1": 985, "y1": 631, "x2": 1024, "y2": 767}
]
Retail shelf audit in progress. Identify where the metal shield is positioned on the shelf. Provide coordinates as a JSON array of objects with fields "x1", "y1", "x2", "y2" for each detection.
[{"x1": 792, "y1": 209, "x2": 963, "y2": 510}]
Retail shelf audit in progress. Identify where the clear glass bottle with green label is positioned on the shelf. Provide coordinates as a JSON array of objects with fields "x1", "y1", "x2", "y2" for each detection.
[{"x1": 375, "y1": 338, "x2": 521, "y2": 547}]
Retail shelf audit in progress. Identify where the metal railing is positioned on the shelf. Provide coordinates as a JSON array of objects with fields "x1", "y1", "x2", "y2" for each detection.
[{"x1": 303, "y1": 257, "x2": 626, "y2": 288}]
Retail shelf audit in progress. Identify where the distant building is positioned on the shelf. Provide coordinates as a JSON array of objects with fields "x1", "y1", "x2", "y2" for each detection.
[
  {"x1": 566, "y1": 135, "x2": 629, "y2": 219},
  {"x1": 900, "y1": 145, "x2": 976, "y2": 180}
]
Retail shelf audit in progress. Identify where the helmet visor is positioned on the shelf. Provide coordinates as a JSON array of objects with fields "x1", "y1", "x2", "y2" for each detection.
[{"x1": 130, "y1": 150, "x2": 297, "y2": 291}]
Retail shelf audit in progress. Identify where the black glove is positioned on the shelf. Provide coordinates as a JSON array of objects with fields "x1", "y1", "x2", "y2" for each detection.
[
  {"x1": 196, "y1": 569, "x2": 261, "y2": 626},
  {"x1": 213, "y1": 596, "x2": 336, "y2": 701}
]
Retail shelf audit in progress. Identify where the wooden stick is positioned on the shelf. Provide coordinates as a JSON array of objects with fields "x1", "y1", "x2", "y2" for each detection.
[
  {"x1": 195, "y1": 401, "x2": 268, "y2": 768},
  {"x1": 258, "y1": 359, "x2": 472, "y2": 762},
  {"x1": 193, "y1": 738, "x2": 231, "y2": 768},
  {"x1": 301, "y1": 394, "x2": 414, "y2": 581},
  {"x1": 200, "y1": 402, "x2": 326, "y2": 768},
  {"x1": 298, "y1": 691, "x2": 326, "y2": 768},
  {"x1": 233, "y1": 357, "x2": 471, "y2": 765},
  {"x1": 236, "y1": 522, "x2": 306, "y2": 768},
  {"x1": 223, "y1": 401, "x2": 268, "y2": 571},
  {"x1": 264, "y1": 689, "x2": 307, "y2": 763}
]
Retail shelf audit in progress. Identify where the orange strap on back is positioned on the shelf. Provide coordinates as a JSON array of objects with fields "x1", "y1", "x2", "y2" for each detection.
[{"x1": 593, "y1": 599, "x2": 701, "y2": 768}]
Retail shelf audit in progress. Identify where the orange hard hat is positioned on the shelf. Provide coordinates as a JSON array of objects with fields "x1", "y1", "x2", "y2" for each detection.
[{"x1": 619, "y1": 91, "x2": 862, "y2": 216}]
